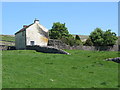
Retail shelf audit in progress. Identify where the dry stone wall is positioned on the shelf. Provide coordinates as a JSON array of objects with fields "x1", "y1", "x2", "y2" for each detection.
[
  {"x1": 48, "y1": 39, "x2": 119, "y2": 51},
  {"x1": 26, "y1": 45, "x2": 70, "y2": 54},
  {"x1": 0, "y1": 45, "x2": 8, "y2": 50},
  {"x1": 0, "y1": 45, "x2": 16, "y2": 50},
  {"x1": 1, "y1": 39, "x2": 119, "y2": 51}
]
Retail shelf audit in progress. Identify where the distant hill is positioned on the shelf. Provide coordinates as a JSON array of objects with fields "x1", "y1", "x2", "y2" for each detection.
[
  {"x1": 0, "y1": 35, "x2": 15, "y2": 46},
  {"x1": 72, "y1": 34, "x2": 89, "y2": 42},
  {"x1": 0, "y1": 34, "x2": 15, "y2": 41}
]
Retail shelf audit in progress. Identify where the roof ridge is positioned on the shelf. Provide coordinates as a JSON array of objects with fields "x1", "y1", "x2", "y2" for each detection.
[{"x1": 15, "y1": 23, "x2": 34, "y2": 35}]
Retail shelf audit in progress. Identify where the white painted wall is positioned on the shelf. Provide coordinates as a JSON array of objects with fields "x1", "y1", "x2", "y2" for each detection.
[
  {"x1": 15, "y1": 20, "x2": 49, "y2": 49},
  {"x1": 26, "y1": 23, "x2": 48, "y2": 46}
]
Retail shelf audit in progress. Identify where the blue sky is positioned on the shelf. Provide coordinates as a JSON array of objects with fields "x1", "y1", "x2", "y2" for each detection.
[{"x1": 2, "y1": 2, "x2": 118, "y2": 35}]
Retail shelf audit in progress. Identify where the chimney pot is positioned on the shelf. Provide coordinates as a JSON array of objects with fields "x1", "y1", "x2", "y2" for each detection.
[
  {"x1": 23, "y1": 25, "x2": 28, "y2": 28},
  {"x1": 34, "y1": 19, "x2": 39, "y2": 23}
]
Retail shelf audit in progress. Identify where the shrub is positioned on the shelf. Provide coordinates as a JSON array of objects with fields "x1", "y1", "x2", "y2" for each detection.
[
  {"x1": 84, "y1": 38, "x2": 93, "y2": 46},
  {"x1": 89, "y1": 28, "x2": 118, "y2": 46}
]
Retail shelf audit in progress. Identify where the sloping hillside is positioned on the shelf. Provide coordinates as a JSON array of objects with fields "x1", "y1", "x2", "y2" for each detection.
[
  {"x1": 2, "y1": 50, "x2": 119, "y2": 88},
  {"x1": 72, "y1": 34, "x2": 89, "y2": 41},
  {"x1": 0, "y1": 35, "x2": 15, "y2": 41},
  {"x1": 0, "y1": 35, "x2": 15, "y2": 46}
]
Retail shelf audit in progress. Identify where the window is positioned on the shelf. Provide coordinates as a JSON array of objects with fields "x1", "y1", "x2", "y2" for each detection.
[{"x1": 30, "y1": 41, "x2": 35, "y2": 46}]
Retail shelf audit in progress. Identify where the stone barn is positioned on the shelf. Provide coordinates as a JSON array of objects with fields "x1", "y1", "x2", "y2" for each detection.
[{"x1": 15, "y1": 19, "x2": 49, "y2": 50}]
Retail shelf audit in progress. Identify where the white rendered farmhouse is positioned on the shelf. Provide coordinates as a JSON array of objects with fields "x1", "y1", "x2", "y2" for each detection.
[{"x1": 15, "y1": 19, "x2": 49, "y2": 49}]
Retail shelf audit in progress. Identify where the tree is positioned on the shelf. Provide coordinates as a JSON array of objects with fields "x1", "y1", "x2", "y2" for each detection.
[
  {"x1": 61, "y1": 34, "x2": 75, "y2": 46},
  {"x1": 75, "y1": 35, "x2": 80, "y2": 40},
  {"x1": 89, "y1": 28, "x2": 118, "y2": 46},
  {"x1": 75, "y1": 35, "x2": 82, "y2": 45},
  {"x1": 84, "y1": 38, "x2": 93, "y2": 46},
  {"x1": 103, "y1": 30, "x2": 118, "y2": 46},
  {"x1": 49, "y1": 22, "x2": 69, "y2": 39},
  {"x1": 75, "y1": 40, "x2": 82, "y2": 46},
  {"x1": 118, "y1": 36, "x2": 120, "y2": 45},
  {"x1": 89, "y1": 28, "x2": 104, "y2": 46},
  {"x1": 49, "y1": 22, "x2": 80, "y2": 46}
]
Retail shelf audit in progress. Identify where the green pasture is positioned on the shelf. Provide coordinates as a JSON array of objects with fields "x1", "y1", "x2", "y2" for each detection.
[
  {"x1": 0, "y1": 35, "x2": 15, "y2": 42},
  {"x1": 2, "y1": 50, "x2": 119, "y2": 88}
]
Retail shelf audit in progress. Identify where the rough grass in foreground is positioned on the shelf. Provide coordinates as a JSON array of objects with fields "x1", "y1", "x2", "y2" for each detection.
[{"x1": 2, "y1": 50, "x2": 119, "y2": 88}]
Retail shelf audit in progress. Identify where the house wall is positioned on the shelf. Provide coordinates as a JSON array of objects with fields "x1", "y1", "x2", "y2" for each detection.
[
  {"x1": 26, "y1": 23, "x2": 48, "y2": 46},
  {"x1": 15, "y1": 31, "x2": 26, "y2": 49}
]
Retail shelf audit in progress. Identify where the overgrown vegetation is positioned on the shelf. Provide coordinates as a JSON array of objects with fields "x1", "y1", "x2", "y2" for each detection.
[
  {"x1": 89, "y1": 28, "x2": 118, "y2": 46},
  {"x1": 84, "y1": 38, "x2": 93, "y2": 46},
  {"x1": 49, "y1": 22, "x2": 117, "y2": 46},
  {"x1": 2, "y1": 50, "x2": 118, "y2": 88},
  {"x1": 49, "y1": 22, "x2": 82, "y2": 46},
  {"x1": 118, "y1": 36, "x2": 120, "y2": 45}
]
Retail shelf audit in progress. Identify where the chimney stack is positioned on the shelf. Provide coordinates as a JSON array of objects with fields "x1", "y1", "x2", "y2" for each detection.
[
  {"x1": 23, "y1": 25, "x2": 28, "y2": 28},
  {"x1": 34, "y1": 19, "x2": 39, "y2": 24}
]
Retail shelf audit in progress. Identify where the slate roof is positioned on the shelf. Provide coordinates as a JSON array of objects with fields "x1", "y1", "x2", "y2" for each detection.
[
  {"x1": 15, "y1": 20, "x2": 48, "y2": 36},
  {"x1": 15, "y1": 23, "x2": 33, "y2": 35}
]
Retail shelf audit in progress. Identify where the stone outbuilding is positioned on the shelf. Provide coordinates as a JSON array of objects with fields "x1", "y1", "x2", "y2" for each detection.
[{"x1": 15, "y1": 19, "x2": 49, "y2": 49}]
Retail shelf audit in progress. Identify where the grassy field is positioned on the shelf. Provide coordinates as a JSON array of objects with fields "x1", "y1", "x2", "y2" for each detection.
[
  {"x1": 0, "y1": 35, "x2": 15, "y2": 42},
  {"x1": 2, "y1": 50, "x2": 119, "y2": 88},
  {"x1": 0, "y1": 35, "x2": 15, "y2": 46}
]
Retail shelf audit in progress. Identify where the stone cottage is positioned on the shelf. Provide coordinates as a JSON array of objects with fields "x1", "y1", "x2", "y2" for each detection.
[{"x1": 15, "y1": 19, "x2": 49, "y2": 50}]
